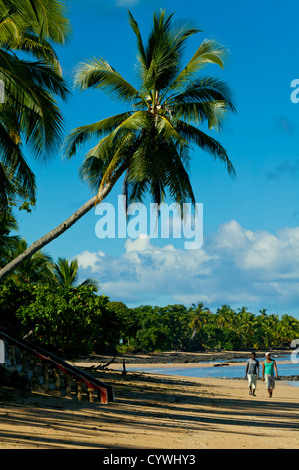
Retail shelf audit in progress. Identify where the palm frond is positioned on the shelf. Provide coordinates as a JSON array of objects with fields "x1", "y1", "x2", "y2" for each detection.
[
  {"x1": 177, "y1": 120, "x2": 236, "y2": 176},
  {"x1": 74, "y1": 58, "x2": 144, "y2": 105},
  {"x1": 79, "y1": 131, "x2": 135, "y2": 194},
  {"x1": 0, "y1": 0, "x2": 71, "y2": 45},
  {"x1": 169, "y1": 39, "x2": 228, "y2": 91},
  {"x1": 0, "y1": 119, "x2": 36, "y2": 198},
  {"x1": 12, "y1": 33, "x2": 62, "y2": 73},
  {"x1": 165, "y1": 76, "x2": 236, "y2": 110},
  {"x1": 171, "y1": 100, "x2": 234, "y2": 130},
  {"x1": 0, "y1": 7, "x2": 21, "y2": 44},
  {"x1": 128, "y1": 10, "x2": 147, "y2": 75},
  {"x1": 0, "y1": 50, "x2": 69, "y2": 157},
  {"x1": 156, "y1": 115, "x2": 187, "y2": 146},
  {"x1": 108, "y1": 110, "x2": 150, "y2": 142},
  {"x1": 17, "y1": 0, "x2": 71, "y2": 44},
  {"x1": 64, "y1": 112, "x2": 132, "y2": 158}
]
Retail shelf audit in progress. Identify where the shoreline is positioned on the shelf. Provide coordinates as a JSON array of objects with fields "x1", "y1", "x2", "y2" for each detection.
[
  {"x1": 75, "y1": 362, "x2": 299, "y2": 385},
  {"x1": 76, "y1": 349, "x2": 292, "y2": 366},
  {"x1": 72, "y1": 349, "x2": 299, "y2": 383}
]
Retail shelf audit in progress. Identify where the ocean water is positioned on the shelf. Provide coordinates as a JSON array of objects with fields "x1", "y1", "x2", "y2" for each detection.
[{"x1": 130, "y1": 355, "x2": 299, "y2": 386}]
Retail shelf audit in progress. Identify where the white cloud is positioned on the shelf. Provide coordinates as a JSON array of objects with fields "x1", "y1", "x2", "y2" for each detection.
[
  {"x1": 76, "y1": 249, "x2": 105, "y2": 273},
  {"x1": 76, "y1": 221, "x2": 299, "y2": 315}
]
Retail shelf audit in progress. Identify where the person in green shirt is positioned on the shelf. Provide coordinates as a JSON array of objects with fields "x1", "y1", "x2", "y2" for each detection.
[{"x1": 262, "y1": 352, "x2": 279, "y2": 397}]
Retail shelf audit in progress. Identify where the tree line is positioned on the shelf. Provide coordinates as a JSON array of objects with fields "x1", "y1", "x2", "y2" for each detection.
[
  {"x1": 113, "y1": 302, "x2": 299, "y2": 353},
  {"x1": 1, "y1": 269, "x2": 298, "y2": 358}
]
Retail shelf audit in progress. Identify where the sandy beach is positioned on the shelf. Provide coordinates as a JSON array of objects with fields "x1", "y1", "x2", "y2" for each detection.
[{"x1": 0, "y1": 353, "x2": 298, "y2": 450}]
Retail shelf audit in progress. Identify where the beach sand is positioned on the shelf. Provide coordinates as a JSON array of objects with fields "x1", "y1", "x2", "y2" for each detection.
[{"x1": 0, "y1": 359, "x2": 298, "y2": 449}]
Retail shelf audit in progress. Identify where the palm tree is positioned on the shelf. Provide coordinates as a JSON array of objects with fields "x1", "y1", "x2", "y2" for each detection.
[
  {"x1": 216, "y1": 305, "x2": 235, "y2": 328},
  {"x1": 51, "y1": 256, "x2": 99, "y2": 289},
  {"x1": 0, "y1": 9, "x2": 236, "y2": 282},
  {"x1": 236, "y1": 308, "x2": 257, "y2": 347},
  {"x1": 0, "y1": 0, "x2": 70, "y2": 212},
  {"x1": 189, "y1": 302, "x2": 211, "y2": 336},
  {"x1": 4, "y1": 238, "x2": 53, "y2": 284},
  {"x1": 264, "y1": 313, "x2": 280, "y2": 347}
]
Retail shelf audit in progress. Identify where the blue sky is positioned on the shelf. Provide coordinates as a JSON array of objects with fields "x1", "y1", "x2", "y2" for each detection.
[{"x1": 16, "y1": 0, "x2": 299, "y2": 317}]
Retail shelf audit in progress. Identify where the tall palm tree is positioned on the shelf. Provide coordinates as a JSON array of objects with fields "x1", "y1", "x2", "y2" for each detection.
[
  {"x1": 0, "y1": 0, "x2": 70, "y2": 212},
  {"x1": 0, "y1": 9, "x2": 236, "y2": 282},
  {"x1": 51, "y1": 256, "x2": 99, "y2": 289}
]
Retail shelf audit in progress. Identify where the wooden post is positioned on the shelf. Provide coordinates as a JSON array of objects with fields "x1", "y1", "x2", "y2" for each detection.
[
  {"x1": 76, "y1": 380, "x2": 83, "y2": 401},
  {"x1": 88, "y1": 387, "x2": 95, "y2": 403},
  {"x1": 53, "y1": 368, "x2": 61, "y2": 397},
  {"x1": 66, "y1": 375, "x2": 73, "y2": 398}
]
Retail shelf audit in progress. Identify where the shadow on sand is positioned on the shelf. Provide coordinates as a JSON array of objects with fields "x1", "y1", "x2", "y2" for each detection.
[{"x1": 0, "y1": 369, "x2": 298, "y2": 448}]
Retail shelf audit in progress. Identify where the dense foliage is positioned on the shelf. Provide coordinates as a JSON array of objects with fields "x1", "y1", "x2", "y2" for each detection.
[
  {"x1": 0, "y1": 281, "x2": 119, "y2": 358},
  {"x1": 115, "y1": 302, "x2": 299, "y2": 353},
  {"x1": 1, "y1": 280, "x2": 298, "y2": 359}
]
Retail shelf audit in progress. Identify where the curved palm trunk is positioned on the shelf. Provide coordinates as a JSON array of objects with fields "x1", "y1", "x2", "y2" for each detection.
[{"x1": 0, "y1": 173, "x2": 121, "y2": 282}]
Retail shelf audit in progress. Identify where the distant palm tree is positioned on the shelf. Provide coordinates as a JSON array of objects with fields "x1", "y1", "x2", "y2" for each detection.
[
  {"x1": 216, "y1": 305, "x2": 235, "y2": 328},
  {"x1": 278, "y1": 314, "x2": 299, "y2": 346},
  {"x1": 51, "y1": 257, "x2": 99, "y2": 289},
  {"x1": 190, "y1": 302, "x2": 211, "y2": 336},
  {"x1": 0, "y1": 0, "x2": 70, "y2": 211},
  {"x1": 235, "y1": 308, "x2": 257, "y2": 347},
  {"x1": 0, "y1": 9, "x2": 236, "y2": 282}
]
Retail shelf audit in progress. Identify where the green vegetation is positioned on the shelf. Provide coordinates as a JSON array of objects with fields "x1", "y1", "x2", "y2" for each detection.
[
  {"x1": 0, "y1": 281, "x2": 118, "y2": 358},
  {"x1": 1, "y1": 276, "x2": 298, "y2": 358},
  {"x1": 115, "y1": 302, "x2": 299, "y2": 353}
]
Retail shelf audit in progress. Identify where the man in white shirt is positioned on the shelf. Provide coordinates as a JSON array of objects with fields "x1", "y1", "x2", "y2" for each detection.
[{"x1": 245, "y1": 352, "x2": 260, "y2": 396}]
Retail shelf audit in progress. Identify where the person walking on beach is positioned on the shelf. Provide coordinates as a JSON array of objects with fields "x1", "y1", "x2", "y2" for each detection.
[
  {"x1": 262, "y1": 352, "x2": 278, "y2": 398},
  {"x1": 245, "y1": 352, "x2": 259, "y2": 396}
]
